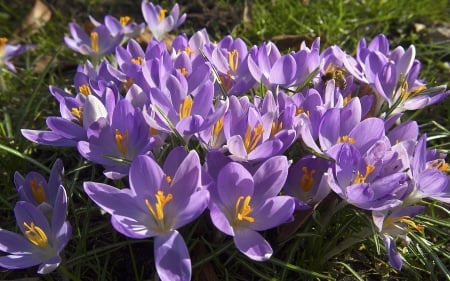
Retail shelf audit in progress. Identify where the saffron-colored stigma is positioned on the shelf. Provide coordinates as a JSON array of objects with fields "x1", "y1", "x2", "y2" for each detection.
[
  {"x1": 23, "y1": 222, "x2": 48, "y2": 248},
  {"x1": 212, "y1": 116, "x2": 224, "y2": 138},
  {"x1": 300, "y1": 166, "x2": 316, "y2": 192},
  {"x1": 119, "y1": 16, "x2": 131, "y2": 26},
  {"x1": 384, "y1": 216, "x2": 425, "y2": 235},
  {"x1": 400, "y1": 78, "x2": 427, "y2": 101},
  {"x1": 158, "y1": 9, "x2": 168, "y2": 22},
  {"x1": 150, "y1": 127, "x2": 158, "y2": 136},
  {"x1": 30, "y1": 177, "x2": 46, "y2": 204},
  {"x1": 178, "y1": 67, "x2": 188, "y2": 76},
  {"x1": 270, "y1": 120, "x2": 283, "y2": 137},
  {"x1": 0, "y1": 37, "x2": 7, "y2": 54},
  {"x1": 145, "y1": 191, "x2": 173, "y2": 221},
  {"x1": 353, "y1": 164, "x2": 375, "y2": 184},
  {"x1": 427, "y1": 159, "x2": 450, "y2": 173},
  {"x1": 184, "y1": 46, "x2": 192, "y2": 56},
  {"x1": 123, "y1": 77, "x2": 134, "y2": 92},
  {"x1": 235, "y1": 196, "x2": 254, "y2": 223},
  {"x1": 244, "y1": 123, "x2": 264, "y2": 153},
  {"x1": 343, "y1": 95, "x2": 352, "y2": 105},
  {"x1": 71, "y1": 106, "x2": 83, "y2": 123},
  {"x1": 131, "y1": 56, "x2": 144, "y2": 65},
  {"x1": 228, "y1": 49, "x2": 239, "y2": 73},
  {"x1": 79, "y1": 83, "x2": 91, "y2": 96},
  {"x1": 337, "y1": 135, "x2": 356, "y2": 144},
  {"x1": 179, "y1": 96, "x2": 193, "y2": 119},
  {"x1": 90, "y1": 31, "x2": 99, "y2": 53},
  {"x1": 115, "y1": 129, "x2": 129, "y2": 156},
  {"x1": 165, "y1": 175, "x2": 172, "y2": 184}
]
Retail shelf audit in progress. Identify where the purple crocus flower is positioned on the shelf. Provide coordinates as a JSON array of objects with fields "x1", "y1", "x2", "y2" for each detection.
[
  {"x1": 78, "y1": 99, "x2": 155, "y2": 179},
  {"x1": 208, "y1": 156, "x2": 295, "y2": 261},
  {"x1": 14, "y1": 159, "x2": 64, "y2": 217},
  {"x1": 0, "y1": 187, "x2": 72, "y2": 274},
  {"x1": 0, "y1": 37, "x2": 36, "y2": 72},
  {"x1": 64, "y1": 22, "x2": 123, "y2": 58},
  {"x1": 89, "y1": 14, "x2": 145, "y2": 40},
  {"x1": 372, "y1": 205, "x2": 425, "y2": 270},
  {"x1": 84, "y1": 150, "x2": 209, "y2": 281},
  {"x1": 142, "y1": 1, "x2": 186, "y2": 41}
]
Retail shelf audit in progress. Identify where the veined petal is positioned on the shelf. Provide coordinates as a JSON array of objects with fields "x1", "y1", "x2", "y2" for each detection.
[
  {"x1": 21, "y1": 129, "x2": 78, "y2": 147},
  {"x1": 233, "y1": 228, "x2": 272, "y2": 261},
  {"x1": 209, "y1": 202, "x2": 234, "y2": 236},
  {"x1": 251, "y1": 196, "x2": 295, "y2": 231},
  {"x1": 154, "y1": 231, "x2": 191, "y2": 281},
  {"x1": 129, "y1": 155, "x2": 163, "y2": 196},
  {"x1": 252, "y1": 156, "x2": 289, "y2": 204},
  {"x1": 173, "y1": 190, "x2": 209, "y2": 229}
]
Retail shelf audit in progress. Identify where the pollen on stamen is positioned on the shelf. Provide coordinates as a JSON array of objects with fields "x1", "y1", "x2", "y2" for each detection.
[
  {"x1": 337, "y1": 135, "x2": 356, "y2": 144},
  {"x1": 131, "y1": 56, "x2": 144, "y2": 65},
  {"x1": 120, "y1": 16, "x2": 131, "y2": 26},
  {"x1": 71, "y1": 106, "x2": 83, "y2": 123},
  {"x1": 79, "y1": 83, "x2": 91, "y2": 96},
  {"x1": 30, "y1": 177, "x2": 46, "y2": 204},
  {"x1": 228, "y1": 49, "x2": 239, "y2": 73},
  {"x1": 90, "y1": 31, "x2": 99, "y2": 53},
  {"x1": 179, "y1": 96, "x2": 193, "y2": 119},
  {"x1": 300, "y1": 166, "x2": 316, "y2": 192},
  {"x1": 23, "y1": 222, "x2": 48, "y2": 248},
  {"x1": 158, "y1": 9, "x2": 168, "y2": 22}
]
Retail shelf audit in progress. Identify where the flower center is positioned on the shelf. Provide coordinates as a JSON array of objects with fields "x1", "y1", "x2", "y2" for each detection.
[
  {"x1": 179, "y1": 96, "x2": 193, "y2": 119},
  {"x1": 90, "y1": 31, "x2": 99, "y2": 53},
  {"x1": 228, "y1": 49, "x2": 239, "y2": 73},
  {"x1": 145, "y1": 191, "x2": 173, "y2": 222},
  {"x1": 71, "y1": 106, "x2": 83, "y2": 123},
  {"x1": 383, "y1": 215, "x2": 424, "y2": 235},
  {"x1": 244, "y1": 123, "x2": 264, "y2": 153},
  {"x1": 119, "y1": 16, "x2": 131, "y2": 26},
  {"x1": 158, "y1": 9, "x2": 168, "y2": 22},
  {"x1": 30, "y1": 177, "x2": 46, "y2": 204},
  {"x1": 300, "y1": 166, "x2": 316, "y2": 192},
  {"x1": 131, "y1": 56, "x2": 144, "y2": 65},
  {"x1": 78, "y1": 83, "x2": 91, "y2": 96},
  {"x1": 270, "y1": 120, "x2": 283, "y2": 137},
  {"x1": 427, "y1": 159, "x2": 450, "y2": 173},
  {"x1": 0, "y1": 37, "x2": 7, "y2": 56},
  {"x1": 353, "y1": 164, "x2": 375, "y2": 184},
  {"x1": 337, "y1": 135, "x2": 356, "y2": 144},
  {"x1": 235, "y1": 196, "x2": 254, "y2": 223},
  {"x1": 178, "y1": 67, "x2": 188, "y2": 76},
  {"x1": 23, "y1": 222, "x2": 48, "y2": 248},
  {"x1": 115, "y1": 129, "x2": 129, "y2": 156}
]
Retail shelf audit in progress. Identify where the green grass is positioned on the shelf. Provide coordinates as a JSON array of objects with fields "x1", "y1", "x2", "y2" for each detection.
[{"x1": 0, "y1": 0, "x2": 449, "y2": 280}]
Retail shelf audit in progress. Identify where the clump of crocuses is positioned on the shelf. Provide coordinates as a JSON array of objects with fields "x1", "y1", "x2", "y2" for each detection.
[{"x1": 8, "y1": 0, "x2": 450, "y2": 279}]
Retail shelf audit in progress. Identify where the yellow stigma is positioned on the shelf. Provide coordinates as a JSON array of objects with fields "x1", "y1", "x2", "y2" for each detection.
[
  {"x1": 90, "y1": 31, "x2": 99, "y2": 53},
  {"x1": 165, "y1": 175, "x2": 172, "y2": 184},
  {"x1": 427, "y1": 159, "x2": 450, "y2": 173},
  {"x1": 212, "y1": 116, "x2": 224, "y2": 138},
  {"x1": 158, "y1": 9, "x2": 168, "y2": 22},
  {"x1": 384, "y1": 216, "x2": 424, "y2": 235},
  {"x1": 115, "y1": 129, "x2": 129, "y2": 156},
  {"x1": 228, "y1": 49, "x2": 239, "y2": 73},
  {"x1": 0, "y1": 37, "x2": 7, "y2": 54},
  {"x1": 30, "y1": 177, "x2": 46, "y2": 204},
  {"x1": 300, "y1": 166, "x2": 316, "y2": 192},
  {"x1": 79, "y1": 83, "x2": 91, "y2": 96},
  {"x1": 343, "y1": 95, "x2": 352, "y2": 105},
  {"x1": 131, "y1": 56, "x2": 144, "y2": 65},
  {"x1": 178, "y1": 67, "x2": 188, "y2": 76},
  {"x1": 23, "y1": 222, "x2": 48, "y2": 248},
  {"x1": 119, "y1": 16, "x2": 131, "y2": 26},
  {"x1": 337, "y1": 135, "x2": 356, "y2": 145},
  {"x1": 244, "y1": 123, "x2": 264, "y2": 153},
  {"x1": 71, "y1": 106, "x2": 83, "y2": 123},
  {"x1": 353, "y1": 164, "x2": 375, "y2": 184},
  {"x1": 145, "y1": 191, "x2": 173, "y2": 221},
  {"x1": 184, "y1": 46, "x2": 192, "y2": 56},
  {"x1": 270, "y1": 120, "x2": 283, "y2": 137},
  {"x1": 235, "y1": 196, "x2": 254, "y2": 223},
  {"x1": 179, "y1": 96, "x2": 193, "y2": 119}
]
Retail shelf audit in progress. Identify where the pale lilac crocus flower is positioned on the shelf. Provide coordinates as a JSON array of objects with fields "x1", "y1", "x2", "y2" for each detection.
[
  {"x1": 208, "y1": 156, "x2": 295, "y2": 261},
  {"x1": 142, "y1": 1, "x2": 186, "y2": 41},
  {"x1": 64, "y1": 22, "x2": 123, "y2": 58},
  {"x1": 0, "y1": 187, "x2": 71, "y2": 274},
  {"x1": 372, "y1": 205, "x2": 425, "y2": 270},
  {"x1": 0, "y1": 37, "x2": 36, "y2": 72},
  {"x1": 84, "y1": 150, "x2": 209, "y2": 281},
  {"x1": 89, "y1": 14, "x2": 145, "y2": 40}
]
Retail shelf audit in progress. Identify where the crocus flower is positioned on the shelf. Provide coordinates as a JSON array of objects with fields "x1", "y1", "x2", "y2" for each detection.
[
  {"x1": 14, "y1": 159, "x2": 64, "y2": 217},
  {"x1": 64, "y1": 22, "x2": 123, "y2": 58},
  {"x1": 372, "y1": 205, "x2": 425, "y2": 270},
  {"x1": 142, "y1": 1, "x2": 186, "y2": 41},
  {"x1": 208, "y1": 156, "x2": 295, "y2": 261},
  {"x1": 0, "y1": 187, "x2": 71, "y2": 274},
  {"x1": 0, "y1": 37, "x2": 36, "y2": 72},
  {"x1": 84, "y1": 150, "x2": 209, "y2": 281},
  {"x1": 89, "y1": 14, "x2": 145, "y2": 40}
]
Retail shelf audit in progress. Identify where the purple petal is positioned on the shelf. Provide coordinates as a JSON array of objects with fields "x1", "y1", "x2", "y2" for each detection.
[
  {"x1": 129, "y1": 155, "x2": 163, "y2": 196},
  {"x1": 217, "y1": 162, "x2": 254, "y2": 209},
  {"x1": 37, "y1": 255, "x2": 61, "y2": 274},
  {"x1": 252, "y1": 156, "x2": 289, "y2": 204},
  {"x1": 382, "y1": 235, "x2": 403, "y2": 270},
  {"x1": 233, "y1": 228, "x2": 272, "y2": 261},
  {"x1": 251, "y1": 196, "x2": 295, "y2": 231},
  {"x1": 154, "y1": 231, "x2": 191, "y2": 281},
  {"x1": 0, "y1": 229, "x2": 33, "y2": 254},
  {"x1": 172, "y1": 190, "x2": 209, "y2": 229},
  {"x1": 209, "y1": 202, "x2": 234, "y2": 236},
  {"x1": 0, "y1": 254, "x2": 42, "y2": 270}
]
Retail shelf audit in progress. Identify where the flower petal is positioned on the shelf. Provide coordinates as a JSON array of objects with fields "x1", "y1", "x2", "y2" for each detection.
[
  {"x1": 233, "y1": 228, "x2": 272, "y2": 261},
  {"x1": 154, "y1": 231, "x2": 191, "y2": 281}
]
